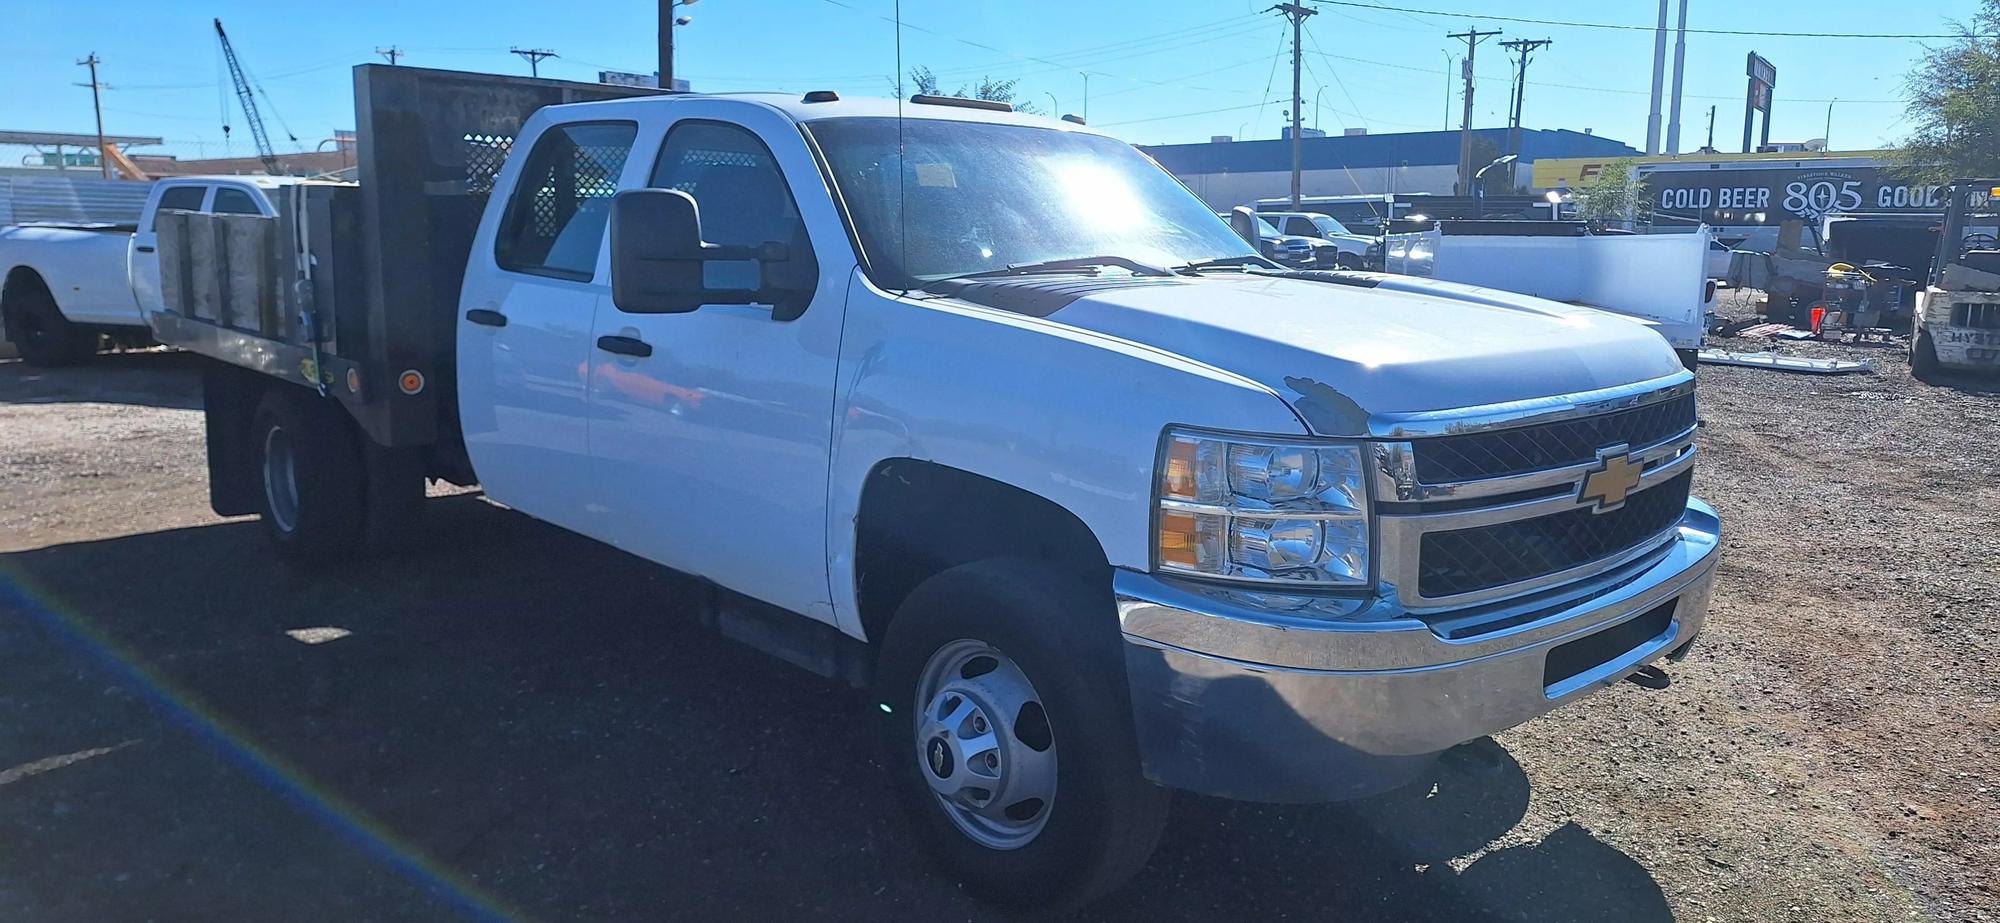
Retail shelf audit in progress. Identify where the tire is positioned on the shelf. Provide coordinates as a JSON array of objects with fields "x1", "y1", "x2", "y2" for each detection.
[
  {"x1": 250, "y1": 388, "x2": 367, "y2": 561},
  {"x1": 1677, "y1": 348, "x2": 1701, "y2": 373},
  {"x1": 3, "y1": 279, "x2": 96, "y2": 366},
  {"x1": 873, "y1": 559, "x2": 1170, "y2": 912},
  {"x1": 1336, "y1": 252, "x2": 1364, "y2": 271},
  {"x1": 1911, "y1": 328, "x2": 1942, "y2": 384}
]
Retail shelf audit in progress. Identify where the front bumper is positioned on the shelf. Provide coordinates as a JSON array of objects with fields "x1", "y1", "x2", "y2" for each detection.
[{"x1": 1117, "y1": 498, "x2": 1720, "y2": 803}]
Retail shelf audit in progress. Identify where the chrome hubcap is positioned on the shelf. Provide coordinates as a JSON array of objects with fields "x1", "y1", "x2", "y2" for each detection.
[
  {"x1": 913, "y1": 639, "x2": 1057, "y2": 850},
  {"x1": 262, "y1": 424, "x2": 300, "y2": 534}
]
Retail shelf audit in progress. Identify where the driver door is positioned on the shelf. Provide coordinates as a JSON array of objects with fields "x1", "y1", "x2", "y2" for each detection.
[{"x1": 585, "y1": 102, "x2": 849, "y2": 623}]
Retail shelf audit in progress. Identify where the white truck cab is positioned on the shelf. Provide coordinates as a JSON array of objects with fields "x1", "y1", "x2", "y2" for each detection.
[
  {"x1": 153, "y1": 68, "x2": 1720, "y2": 911},
  {"x1": 0, "y1": 175, "x2": 283, "y2": 365}
]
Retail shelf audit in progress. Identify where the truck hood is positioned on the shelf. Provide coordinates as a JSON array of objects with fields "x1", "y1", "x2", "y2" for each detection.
[{"x1": 939, "y1": 272, "x2": 1684, "y2": 435}]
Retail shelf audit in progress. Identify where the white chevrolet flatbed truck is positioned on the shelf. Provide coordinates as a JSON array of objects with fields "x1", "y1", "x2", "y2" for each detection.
[
  {"x1": 150, "y1": 66, "x2": 1720, "y2": 910},
  {"x1": 0, "y1": 176, "x2": 286, "y2": 366}
]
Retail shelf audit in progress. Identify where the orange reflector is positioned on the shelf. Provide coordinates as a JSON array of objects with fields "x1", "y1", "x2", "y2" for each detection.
[{"x1": 398, "y1": 370, "x2": 425, "y2": 395}]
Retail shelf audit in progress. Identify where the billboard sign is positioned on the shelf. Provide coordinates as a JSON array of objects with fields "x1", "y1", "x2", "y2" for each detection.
[
  {"x1": 1646, "y1": 163, "x2": 1947, "y2": 225},
  {"x1": 1743, "y1": 52, "x2": 1776, "y2": 152}
]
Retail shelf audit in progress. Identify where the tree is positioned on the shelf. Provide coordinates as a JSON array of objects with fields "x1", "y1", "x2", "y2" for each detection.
[
  {"x1": 906, "y1": 66, "x2": 1041, "y2": 114},
  {"x1": 1890, "y1": 0, "x2": 2000, "y2": 183},
  {"x1": 1575, "y1": 158, "x2": 1649, "y2": 229}
]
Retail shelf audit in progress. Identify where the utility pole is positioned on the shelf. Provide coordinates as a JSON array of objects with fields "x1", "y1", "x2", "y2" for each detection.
[
  {"x1": 1664, "y1": 0, "x2": 1688, "y2": 154},
  {"x1": 510, "y1": 47, "x2": 557, "y2": 78},
  {"x1": 1080, "y1": 71, "x2": 1090, "y2": 122},
  {"x1": 1645, "y1": 0, "x2": 1668, "y2": 153},
  {"x1": 76, "y1": 53, "x2": 110, "y2": 179},
  {"x1": 1704, "y1": 104, "x2": 1716, "y2": 152},
  {"x1": 1499, "y1": 38, "x2": 1550, "y2": 190},
  {"x1": 1448, "y1": 28, "x2": 1500, "y2": 196},
  {"x1": 1271, "y1": 3, "x2": 1315, "y2": 208},
  {"x1": 376, "y1": 46, "x2": 402, "y2": 65}
]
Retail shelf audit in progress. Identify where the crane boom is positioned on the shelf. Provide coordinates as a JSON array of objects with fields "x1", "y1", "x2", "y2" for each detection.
[{"x1": 214, "y1": 19, "x2": 280, "y2": 175}]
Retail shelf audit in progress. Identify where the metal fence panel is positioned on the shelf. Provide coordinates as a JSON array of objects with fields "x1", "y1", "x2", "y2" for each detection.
[{"x1": 0, "y1": 175, "x2": 154, "y2": 225}]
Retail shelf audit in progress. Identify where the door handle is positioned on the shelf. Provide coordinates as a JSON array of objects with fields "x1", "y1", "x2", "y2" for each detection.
[
  {"x1": 465, "y1": 308, "x2": 508, "y2": 327},
  {"x1": 134, "y1": 244, "x2": 156, "y2": 253},
  {"x1": 596, "y1": 334, "x2": 653, "y2": 358}
]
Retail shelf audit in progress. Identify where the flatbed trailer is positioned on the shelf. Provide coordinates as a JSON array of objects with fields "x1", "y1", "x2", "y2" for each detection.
[{"x1": 149, "y1": 66, "x2": 659, "y2": 515}]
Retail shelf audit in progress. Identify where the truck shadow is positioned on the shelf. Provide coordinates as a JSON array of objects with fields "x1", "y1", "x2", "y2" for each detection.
[
  {"x1": 0, "y1": 350, "x2": 205, "y2": 410},
  {"x1": 0, "y1": 496, "x2": 1669, "y2": 923}
]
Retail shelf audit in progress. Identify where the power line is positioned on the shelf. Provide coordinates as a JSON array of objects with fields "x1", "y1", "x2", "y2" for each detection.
[
  {"x1": 1096, "y1": 98, "x2": 1291, "y2": 128},
  {"x1": 1309, "y1": 0, "x2": 1997, "y2": 39}
]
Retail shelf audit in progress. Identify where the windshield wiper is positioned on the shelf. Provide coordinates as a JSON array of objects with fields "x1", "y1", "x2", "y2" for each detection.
[
  {"x1": 1173, "y1": 254, "x2": 1278, "y2": 274},
  {"x1": 939, "y1": 255, "x2": 1176, "y2": 283}
]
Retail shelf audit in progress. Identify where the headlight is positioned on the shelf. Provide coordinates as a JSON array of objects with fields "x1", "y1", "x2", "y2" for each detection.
[{"x1": 1155, "y1": 428, "x2": 1370, "y2": 586}]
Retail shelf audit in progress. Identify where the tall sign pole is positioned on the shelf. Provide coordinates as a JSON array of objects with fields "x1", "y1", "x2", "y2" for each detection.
[
  {"x1": 1664, "y1": 0, "x2": 1688, "y2": 154},
  {"x1": 1448, "y1": 28, "x2": 1501, "y2": 195},
  {"x1": 1645, "y1": 0, "x2": 1668, "y2": 153},
  {"x1": 1742, "y1": 52, "x2": 1776, "y2": 153},
  {"x1": 1271, "y1": 3, "x2": 1315, "y2": 208}
]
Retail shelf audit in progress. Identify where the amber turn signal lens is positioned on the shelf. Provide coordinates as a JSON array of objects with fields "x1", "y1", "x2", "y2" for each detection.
[{"x1": 1157, "y1": 510, "x2": 1198, "y2": 568}]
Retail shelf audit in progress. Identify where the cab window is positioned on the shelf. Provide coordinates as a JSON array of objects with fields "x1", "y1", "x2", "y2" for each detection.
[
  {"x1": 149, "y1": 185, "x2": 207, "y2": 230},
  {"x1": 495, "y1": 121, "x2": 638, "y2": 281},
  {"x1": 212, "y1": 188, "x2": 262, "y2": 215},
  {"x1": 648, "y1": 120, "x2": 810, "y2": 257}
]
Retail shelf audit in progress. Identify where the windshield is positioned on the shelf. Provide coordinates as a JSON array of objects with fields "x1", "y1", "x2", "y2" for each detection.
[
  {"x1": 806, "y1": 117, "x2": 1256, "y2": 287},
  {"x1": 1311, "y1": 215, "x2": 1353, "y2": 237}
]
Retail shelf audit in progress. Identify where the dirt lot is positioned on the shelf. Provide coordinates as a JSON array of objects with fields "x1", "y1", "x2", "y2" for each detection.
[{"x1": 0, "y1": 330, "x2": 1995, "y2": 922}]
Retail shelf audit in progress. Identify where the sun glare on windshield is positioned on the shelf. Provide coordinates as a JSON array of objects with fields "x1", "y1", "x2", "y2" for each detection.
[{"x1": 1048, "y1": 159, "x2": 1147, "y2": 231}]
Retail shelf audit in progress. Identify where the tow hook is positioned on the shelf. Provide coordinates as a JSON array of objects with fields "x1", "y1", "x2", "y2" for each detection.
[{"x1": 1626, "y1": 664, "x2": 1671, "y2": 690}]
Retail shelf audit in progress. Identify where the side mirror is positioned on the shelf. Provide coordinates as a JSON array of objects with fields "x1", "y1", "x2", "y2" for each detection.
[
  {"x1": 1229, "y1": 206, "x2": 1261, "y2": 249},
  {"x1": 609, "y1": 188, "x2": 815, "y2": 318}
]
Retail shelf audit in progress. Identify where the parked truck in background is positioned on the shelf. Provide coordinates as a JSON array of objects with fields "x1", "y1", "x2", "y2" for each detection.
[
  {"x1": 0, "y1": 176, "x2": 290, "y2": 366},
  {"x1": 1258, "y1": 209, "x2": 1376, "y2": 269},
  {"x1": 1383, "y1": 219, "x2": 1716, "y2": 367},
  {"x1": 150, "y1": 66, "x2": 1721, "y2": 911}
]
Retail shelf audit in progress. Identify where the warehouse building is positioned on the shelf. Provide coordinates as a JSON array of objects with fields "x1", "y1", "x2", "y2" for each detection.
[{"x1": 1140, "y1": 127, "x2": 1639, "y2": 211}]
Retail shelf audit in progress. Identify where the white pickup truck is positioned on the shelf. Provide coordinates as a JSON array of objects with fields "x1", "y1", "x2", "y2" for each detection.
[
  {"x1": 152, "y1": 66, "x2": 1721, "y2": 911},
  {"x1": 0, "y1": 176, "x2": 283, "y2": 365}
]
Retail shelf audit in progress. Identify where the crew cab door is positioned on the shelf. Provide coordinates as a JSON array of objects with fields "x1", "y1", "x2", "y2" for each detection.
[
  {"x1": 458, "y1": 120, "x2": 641, "y2": 530},
  {"x1": 585, "y1": 102, "x2": 848, "y2": 622}
]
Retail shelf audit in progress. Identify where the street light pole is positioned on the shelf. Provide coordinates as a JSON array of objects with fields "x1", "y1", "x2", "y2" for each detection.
[
  {"x1": 660, "y1": 0, "x2": 698, "y2": 90},
  {"x1": 1045, "y1": 91, "x2": 1059, "y2": 116},
  {"x1": 1824, "y1": 98, "x2": 1836, "y2": 149}
]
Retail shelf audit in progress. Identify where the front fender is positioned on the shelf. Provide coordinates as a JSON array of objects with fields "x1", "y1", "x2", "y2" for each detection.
[{"x1": 824, "y1": 270, "x2": 1306, "y2": 640}]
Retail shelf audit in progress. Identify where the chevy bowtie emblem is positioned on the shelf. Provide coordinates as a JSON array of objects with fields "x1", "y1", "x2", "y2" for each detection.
[{"x1": 1578, "y1": 445, "x2": 1644, "y2": 513}]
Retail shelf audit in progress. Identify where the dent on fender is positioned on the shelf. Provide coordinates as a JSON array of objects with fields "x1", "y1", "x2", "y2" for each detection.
[{"x1": 1282, "y1": 376, "x2": 1370, "y2": 437}]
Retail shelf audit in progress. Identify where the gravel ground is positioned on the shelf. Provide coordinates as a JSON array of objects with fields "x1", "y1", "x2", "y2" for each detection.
[{"x1": 0, "y1": 326, "x2": 1995, "y2": 922}]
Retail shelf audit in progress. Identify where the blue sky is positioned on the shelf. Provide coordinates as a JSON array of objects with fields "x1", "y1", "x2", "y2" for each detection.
[{"x1": 0, "y1": 0, "x2": 1981, "y2": 162}]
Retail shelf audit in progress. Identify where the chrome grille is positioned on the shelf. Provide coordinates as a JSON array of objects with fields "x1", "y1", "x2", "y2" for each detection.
[
  {"x1": 1418, "y1": 471, "x2": 1693, "y2": 597},
  {"x1": 1412, "y1": 393, "x2": 1696, "y2": 483},
  {"x1": 1373, "y1": 376, "x2": 1699, "y2": 609}
]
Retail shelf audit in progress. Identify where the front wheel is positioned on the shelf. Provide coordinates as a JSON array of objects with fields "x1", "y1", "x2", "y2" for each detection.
[
  {"x1": 874, "y1": 559, "x2": 1170, "y2": 911},
  {"x1": 1911, "y1": 328, "x2": 1942, "y2": 383}
]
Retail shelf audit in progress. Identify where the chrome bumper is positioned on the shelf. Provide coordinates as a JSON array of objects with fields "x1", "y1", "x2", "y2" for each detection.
[{"x1": 1116, "y1": 498, "x2": 1720, "y2": 803}]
